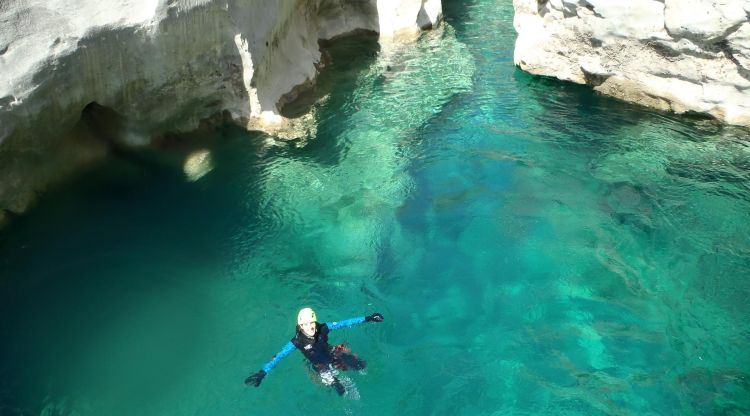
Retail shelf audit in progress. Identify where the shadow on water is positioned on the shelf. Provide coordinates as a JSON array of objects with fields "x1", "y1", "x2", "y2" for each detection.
[
  {"x1": 0, "y1": 28, "x2": 394, "y2": 416},
  {"x1": 0, "y1": 124, "x2": 271, "y2": 415},
  {"x1": 279, "y1": 33, "x2": 380, "y2": 167},
  {"x1": 515, "y1": 70, "x2": 750, "y2": 205},
  {"x1": 519, "y1": 70, "x2": 723, "y2": 138},
  {"x1": 442, "y1": 0, "x2": 486, "y2": 38},
  {"x1": 517, "y1": 72, "x2": 661, "y2": 146},
  {"x1": 281, "y1": 32, "x2": 380, "y2": 120}
]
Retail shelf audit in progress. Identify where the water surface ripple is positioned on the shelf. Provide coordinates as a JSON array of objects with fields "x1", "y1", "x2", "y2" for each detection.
[{"x1": 1, "y1": 1, "x2": 749, "y2": 415}]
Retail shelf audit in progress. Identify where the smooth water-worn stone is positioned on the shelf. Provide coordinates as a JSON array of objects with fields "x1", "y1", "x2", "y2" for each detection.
[
  {"x1": 664, "y1": 0, "x2": 746, "y2": 42},
  {"x1": 513, "y1": 0, "x2": 750, "y2": 127}
]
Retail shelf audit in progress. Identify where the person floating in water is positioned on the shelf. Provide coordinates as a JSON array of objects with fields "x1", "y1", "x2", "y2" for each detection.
[{"x1": 245, "y1": 308, "x2": 384, "y2": 396}]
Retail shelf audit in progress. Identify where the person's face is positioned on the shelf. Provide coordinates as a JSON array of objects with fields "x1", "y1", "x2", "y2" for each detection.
[{"x1": 299, "y1": 321, "x2": 316, "y2": 337}]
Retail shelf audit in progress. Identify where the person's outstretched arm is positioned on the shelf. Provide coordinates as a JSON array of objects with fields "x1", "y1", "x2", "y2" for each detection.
[
  {"x1": 245, "y1": 341, "x2": 296, "y2": 387},
  {"x1": 327, "y1": 313, "x2": 384, "y2": 331}
]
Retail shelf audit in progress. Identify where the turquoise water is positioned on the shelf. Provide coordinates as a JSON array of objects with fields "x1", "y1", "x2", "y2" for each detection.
[{"x1": 2, "y1": 1, "x2": 750, "y2": 415}]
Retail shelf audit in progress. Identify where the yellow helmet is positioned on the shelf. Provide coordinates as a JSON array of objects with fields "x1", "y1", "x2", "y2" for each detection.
[{"x1": 297, "y1": 307, "x2": 317, "y2": 325}]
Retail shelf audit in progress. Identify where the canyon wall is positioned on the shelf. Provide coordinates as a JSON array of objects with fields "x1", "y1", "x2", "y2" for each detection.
[
  {"x1": 0, "y1": 0, "x2": 442, "y2": 223},
  {"x1": 514, "y1": 0, "x2": 750, "y2": 126}
]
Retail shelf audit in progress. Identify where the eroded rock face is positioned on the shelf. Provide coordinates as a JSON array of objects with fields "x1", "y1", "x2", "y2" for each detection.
[
  {"x1": 513, "y1": 0, "x2": 750, "y2": 126},
  {"x1": 0, "y1": 0, "x2": 442, "y2": 217}
]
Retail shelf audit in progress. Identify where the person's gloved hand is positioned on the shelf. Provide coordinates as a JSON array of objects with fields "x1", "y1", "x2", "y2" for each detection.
[
  {"x1": 365, "y1": 312, "x2": 384, "y2": 322},
  {"x1": 245, "y1": 370, "x2": 266, "y2": 387}
]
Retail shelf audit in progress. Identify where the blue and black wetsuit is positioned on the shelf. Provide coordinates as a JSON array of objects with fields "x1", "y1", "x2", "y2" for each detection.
[
  {"x1": 262, "y1": 317, "x2": 367, "y2": 375},
  {"x1": 246, "y1": 313, "x2": 382, "y2": 395}
]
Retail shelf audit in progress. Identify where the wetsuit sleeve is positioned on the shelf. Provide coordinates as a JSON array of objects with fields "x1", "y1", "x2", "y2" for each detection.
[
  {"x1": 326, "y1": 316, "x2": 366, "y2": 331},
  {"x1": 261, "y1": 341, "x2": 296, "y2": 373}
]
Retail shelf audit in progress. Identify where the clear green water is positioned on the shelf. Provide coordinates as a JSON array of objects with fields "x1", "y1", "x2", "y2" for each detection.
[{"x1": 2, "y1": 1, "x2": 750, "y2": 415}]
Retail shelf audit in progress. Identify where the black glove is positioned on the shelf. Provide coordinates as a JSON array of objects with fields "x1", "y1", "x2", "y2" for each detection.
[
  {"x1": 245, "y1": 370, "x2": 266, "y2": 387},
  {"x1": 365, "y1": 312, "x2": 384, "y2": 322}
]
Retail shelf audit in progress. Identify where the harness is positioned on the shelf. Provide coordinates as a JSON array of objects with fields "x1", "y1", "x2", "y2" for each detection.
[
  {"x1": 291, "y1": 322, "x2": 333, "y2": 368},
  {"x1": 291, "y1": 323, "x2": 360, "y2": 372}
]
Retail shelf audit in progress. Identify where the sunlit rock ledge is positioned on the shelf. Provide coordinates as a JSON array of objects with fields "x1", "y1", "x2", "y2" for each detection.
[
  {"x1": 513, "y1": 0, "x2": 750, "y2": 126},
  {"x1": 0, "y1": 0, "x2": 442, "y2": 222}
]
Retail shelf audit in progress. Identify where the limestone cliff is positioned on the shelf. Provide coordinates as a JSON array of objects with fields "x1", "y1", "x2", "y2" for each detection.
[
  {"x1": 513, "y1": 0, "x2": 750, "y2": 126},
  {"x1": 0, "y1": 0, "x2": 442, "y2": 223}
]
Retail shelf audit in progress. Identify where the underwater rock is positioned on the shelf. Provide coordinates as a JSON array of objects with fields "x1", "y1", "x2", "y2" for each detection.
[
  {"x1": 0, "y1": 0, "x2": 442, "y2": 222},
  {"x1": 183, "y1": 149, "x2": 214, "y2": 182},
  {"x1": 513, "y1": 0, "x2": 750, "y2": 127}
]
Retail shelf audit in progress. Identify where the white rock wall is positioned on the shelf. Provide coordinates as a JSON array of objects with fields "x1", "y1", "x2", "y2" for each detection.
[
  {"x1": 513, "y1": 0, "x2": 750, "y2": 126},
  {"x1": 0, "y1": 0, "x2": 442, "y2": 220}
]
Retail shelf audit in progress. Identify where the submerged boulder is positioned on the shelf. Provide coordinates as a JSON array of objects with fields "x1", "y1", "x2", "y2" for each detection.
[{"x1": 513, "y1": 0, "x2": 750, "y2": 127}]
